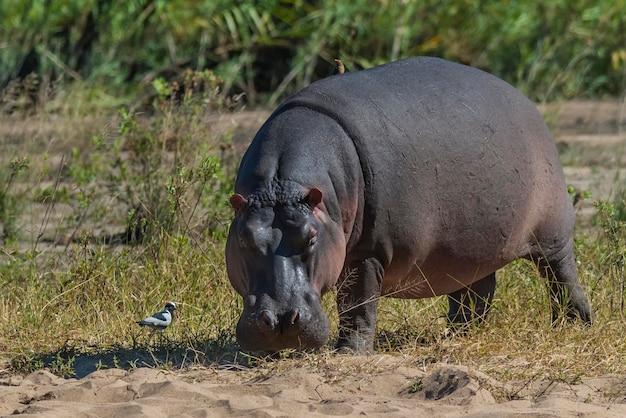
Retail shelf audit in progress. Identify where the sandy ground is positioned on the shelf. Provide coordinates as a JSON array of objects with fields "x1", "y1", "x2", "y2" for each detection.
[
  {"x1": 2, "y1": 355, "x2": 626, "y2": 417},
  {"x1": 1, "y1": 100, "x2": 626, "y2": 417}
]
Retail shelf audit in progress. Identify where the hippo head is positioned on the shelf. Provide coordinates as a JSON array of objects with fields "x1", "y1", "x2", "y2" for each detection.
[{"x1": 226, "y1": 181, "x2": 346, "y2": 352}]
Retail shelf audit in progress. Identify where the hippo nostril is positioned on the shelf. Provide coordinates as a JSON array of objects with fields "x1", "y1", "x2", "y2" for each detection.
[
  {"x1": 290, "y1": 310, "x2": 300, "y2": 325},
  {"x1": 258, "y1": 310, "x2": 277, "y2": 329},
  {"x1": 276, "y1": 310, "x2": 302, "y2": 335}
]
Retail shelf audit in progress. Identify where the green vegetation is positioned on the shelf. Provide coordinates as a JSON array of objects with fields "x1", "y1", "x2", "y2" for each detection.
[{"x1": 1, "y1": 0, "x2": 625, "y2": 106}]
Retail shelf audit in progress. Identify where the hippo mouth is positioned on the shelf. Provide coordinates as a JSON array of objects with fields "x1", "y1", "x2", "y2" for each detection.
[{"x1": 235, "y1": 293, "x2": 331, "y2": 352}]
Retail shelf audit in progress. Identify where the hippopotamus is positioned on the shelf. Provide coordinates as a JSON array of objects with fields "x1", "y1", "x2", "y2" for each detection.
[{"x1": 225, "y1": 56, "x2": 592, "y2": 354}]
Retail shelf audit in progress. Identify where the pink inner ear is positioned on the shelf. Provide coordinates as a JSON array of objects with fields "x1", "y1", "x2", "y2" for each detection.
[
  {"x1": 230, "y1": 194, "x2": 246, "y2": 211},
  {"x1": 307, "y1": 188, "x2": 323, "y2": 207}
]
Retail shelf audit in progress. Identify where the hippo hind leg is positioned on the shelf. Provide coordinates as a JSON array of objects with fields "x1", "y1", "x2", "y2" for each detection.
[
  {"x1": 533, "y1": 237, "x2": 592, "y2": 325},
  {"x1": 447, "y1": 272, "x2": 496, "y2": 331}
]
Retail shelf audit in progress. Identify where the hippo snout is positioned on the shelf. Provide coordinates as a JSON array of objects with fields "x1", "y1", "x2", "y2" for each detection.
[
  {"x1": 236, "y1": 293, "x2": 330, "y2": 352},
  {"x1": 256, "y1": 309, "x2": 300, "y2": 332}
]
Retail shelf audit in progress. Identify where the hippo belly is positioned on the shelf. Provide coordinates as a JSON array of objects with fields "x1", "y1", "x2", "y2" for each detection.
[{"x1": 226, "y1": 56, "x2": 592, "y2": 354}]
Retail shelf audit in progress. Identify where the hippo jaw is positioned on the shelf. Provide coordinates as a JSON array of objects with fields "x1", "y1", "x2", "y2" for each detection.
[{"x1": 235, "y1": 292, "x2": 331, "y2": 351}]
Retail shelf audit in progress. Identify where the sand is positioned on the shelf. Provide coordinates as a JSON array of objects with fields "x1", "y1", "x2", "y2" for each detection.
[{"x1": 2, "y1": 355, "x2": 625, "y2": 417}]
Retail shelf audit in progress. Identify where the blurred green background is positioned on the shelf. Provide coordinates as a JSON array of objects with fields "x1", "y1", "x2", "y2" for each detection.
[{"x1": 2, "y1": 0, "x2": 625, "y2": 106}]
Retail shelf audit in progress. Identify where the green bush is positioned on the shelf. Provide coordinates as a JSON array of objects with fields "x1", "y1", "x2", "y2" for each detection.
[{"x1": 1, "y1": 0, "x2": 624, "y2": 105}]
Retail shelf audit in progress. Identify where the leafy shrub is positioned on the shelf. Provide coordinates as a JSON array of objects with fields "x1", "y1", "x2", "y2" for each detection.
[{"x1": 1, "y1": 0, "x2": 624, "y2": 105}]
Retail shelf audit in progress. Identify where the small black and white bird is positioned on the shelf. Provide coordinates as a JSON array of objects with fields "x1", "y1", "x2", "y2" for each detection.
[{"x1": 136, "y1": 302, "x2": 177, "y2": 334}]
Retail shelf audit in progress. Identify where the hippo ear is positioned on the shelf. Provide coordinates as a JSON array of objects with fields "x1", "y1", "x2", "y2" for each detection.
[
  {"x1": 230, "y1": 194, "x2": 247, "y2": 212},
  {"x1": 305, "y1": 188, "x2": 323, "y2": 207}
]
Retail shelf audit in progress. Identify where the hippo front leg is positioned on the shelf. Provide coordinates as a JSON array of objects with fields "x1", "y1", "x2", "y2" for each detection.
[
  {"x1": 447, "y1": 272, "x2": 496, "y2": 328},
  {"x1": 336, "y1": 257, "x2": 384, "y2": 354}
]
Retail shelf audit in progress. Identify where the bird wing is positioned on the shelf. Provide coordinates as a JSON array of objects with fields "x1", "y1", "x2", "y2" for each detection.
[{"x1": 137, "y1": 311, "x2": 171, "y2": 327}]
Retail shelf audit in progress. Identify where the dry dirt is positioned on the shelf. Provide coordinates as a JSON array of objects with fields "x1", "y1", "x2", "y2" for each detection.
[
  {"x1": 1, "y1": 100, "x2": 626, "y2": 417},
  {"x1": 2, "y1": 356, "x2": 626, "y2": 417}
]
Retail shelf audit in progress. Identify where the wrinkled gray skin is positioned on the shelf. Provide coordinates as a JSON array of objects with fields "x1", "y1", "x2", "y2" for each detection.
[{"x1": 226, "y1": 57, "x2": 592, "y2": 354}]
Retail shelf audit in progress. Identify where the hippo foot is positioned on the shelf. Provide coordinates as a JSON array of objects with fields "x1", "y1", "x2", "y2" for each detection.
[
  {"x1": 548, "y1": 281, "x2": 593, "y2": 326},
  {"x1": 551, "y1": 299, "x2": 593, "y2": 327},
  {"x1": 334, "y1": 345, "x2": 360, "y2": 355},
  {"x1": 443, "y1": 321, "x2": 477, "y2": 338},
  {"x1": 335, "y1": 332, "x2": 375, "y2": 355},
  {"x1": 446, "y1": 272, "x2": 496, "y2": 334}
]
